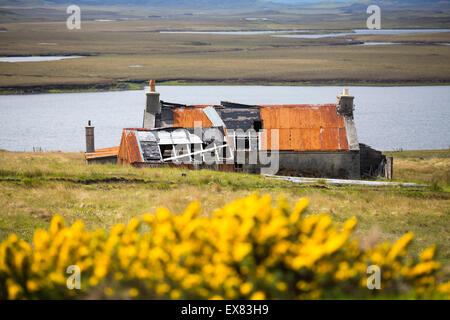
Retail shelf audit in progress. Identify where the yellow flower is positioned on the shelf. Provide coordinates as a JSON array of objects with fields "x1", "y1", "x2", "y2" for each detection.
[
  {"x1": 343, "y1": 217, "x2": 357, "y2": 231},
  {"x1": 104, "y1": 287, "x2": 114, "y2": 296},
  {"x1": 289, "y1": 198, "x2": 309, "y2": 224},
  {"x1": 276, "y1": 281, "x2": 287, "y2": 292},
  {"x1": 232, "y1": 243, "x2": 251, "y2": 261},
  {"x1": 240, "y1": 282, "x2": 253, "y2": 296},
  {"x1": 127, "y1": 218, "x2": 140, "y2": 232},
  {"x1": 156, "y1": 283, "x2": 170, "y2": 296},
  {"x1": 142, "y1": 213, "x2": 154, "y2": 225},
  {"x1": 170, "y1": 289, "x2": 182, "y2": 299},
  {"x1": 250, "y1": 291, "x2": 265, "y2": 300},
  {"x1": 129, "y1": 288, "x2": 139, "y2": 298},
  {"x1": 49, "y1": 214, "x2": 65, "y2": 236},
  {"x1": 420, "y1": 245, "x2": 436, "y2": 261},
  {"x1": 387, "y1": 232, "x2": 414, "y2": 261},
  {"x1": 7, "y1": 279, "x2": 22, "y2": 299},
  {"x1": 0, "y1": 193, "x2": 445, "y2": 300},
  {"x1": 26, "y1": 280, "x2": 39, "y2": 292}
]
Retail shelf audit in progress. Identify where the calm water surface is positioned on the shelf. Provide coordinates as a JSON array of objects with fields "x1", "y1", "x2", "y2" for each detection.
[
  {"x1": 160, "y1": 29, "x2": 450, "y2": 38},
  {"x1": 0, "y1": 56, "x2": 84, "y2": 63},
  {"x1": 273, "y1": 29, "x2": 450, "y2": 39},
  {"x1": 160, "y1": 30, "x2": 306, "y2": 35},
  {"x1": 0, "y1": 86, "x2": 449, "y2": 152}
]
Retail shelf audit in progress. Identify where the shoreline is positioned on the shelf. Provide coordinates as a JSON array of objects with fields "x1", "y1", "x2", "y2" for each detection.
[{"x1": 1, "y1": 79, "x2": 450, "y2": 95}]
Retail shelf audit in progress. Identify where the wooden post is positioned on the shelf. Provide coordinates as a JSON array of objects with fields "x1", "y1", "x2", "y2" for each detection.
[{"x1": 385, "y1": 156, "x2": 393, "y2": 180}]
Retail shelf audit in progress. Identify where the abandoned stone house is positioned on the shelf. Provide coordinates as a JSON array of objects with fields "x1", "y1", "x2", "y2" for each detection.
[{"x1": 85, "y1": 80, "x2": 390, "y2": 180}]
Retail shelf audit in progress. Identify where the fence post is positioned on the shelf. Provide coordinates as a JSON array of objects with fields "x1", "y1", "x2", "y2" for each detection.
[{"x1": 385, "y1": 156, "x2": 393, "y2": 180}]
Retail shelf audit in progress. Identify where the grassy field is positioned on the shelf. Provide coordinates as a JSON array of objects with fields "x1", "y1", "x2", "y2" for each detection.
[
  {"x1": 0, "y1": 13, "x2": 449, "y2": 92},
  {"x1": 0, "y1": 149, "x2": 449, "y2": 267}
]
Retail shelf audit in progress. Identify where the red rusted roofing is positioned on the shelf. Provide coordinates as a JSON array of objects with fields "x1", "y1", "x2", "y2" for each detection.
[
  {"x1": 170, "y1": 104, "x2": 348, "y2": 152},
  {"x1": 118, "y1": 130, "x2": 143, "y2": 165},
  {"x1": 173, "y1": 107, "x2": 213, "y2": 128},
  {"x1": 85, "y1": 146, "x2": 119, "y2": 159},
  {"x1": 260, "y1": 104, "x2": 348, "y2": 152}
]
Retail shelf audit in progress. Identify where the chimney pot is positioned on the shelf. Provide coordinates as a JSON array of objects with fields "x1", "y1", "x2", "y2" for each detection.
[
  {"x1": 150, "y1": 79, "x2": 156, "y2": 93},
  {"x1": 337, "y1": 89, "x2": 354, "y2": 117},
  {"x1": 143, "y1": 81, "x2": 161, "y2": 128},
  {"x1": 85, "y1": 121, "x2": 95, "y2": 153}
]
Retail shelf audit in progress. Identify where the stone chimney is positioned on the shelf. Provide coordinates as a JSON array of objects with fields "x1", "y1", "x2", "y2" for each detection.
[
  {"x1": 337, "y1": 88, "x2": 355, "y2": 117},
  {"x1": 85, "y1": 120, "x2": 95, "y2": 153},
  {"x1": 143, "y1": 79, "x2": 161, "y2": 128}
]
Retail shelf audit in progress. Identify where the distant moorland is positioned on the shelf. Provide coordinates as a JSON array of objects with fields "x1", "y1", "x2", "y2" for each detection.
[{"x1": 0, "y1": 1, "x2": 449, "y2": 92}]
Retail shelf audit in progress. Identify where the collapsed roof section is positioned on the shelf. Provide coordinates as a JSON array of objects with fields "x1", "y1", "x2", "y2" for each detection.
[{"x1": 117, "y1": 126, "x2": 233, "y2": 166}]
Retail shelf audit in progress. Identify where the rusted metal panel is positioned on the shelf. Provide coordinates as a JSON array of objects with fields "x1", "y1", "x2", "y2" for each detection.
[
  {"x1": 259, "y1": 104, "x2": 349, "y2": 152},
  {"x1": 117, "y1": 131, "x2": 127, "y2": 165},
  {"x1": 289, "y1": 128, "x2": 319, "y2": 151},
  {"x1": 85, "y1": 146, "x2": 119, "y2": 159},
  {"x1": 320, "y1": 127, "x2": 340, "y2": 151},
  {"x1": 319, "y1": 105, "x2": 345, "y2": 127},
  {"x1": 173, "y1": 108, "x2": 213, "y2": 128},
  {"x1": 278, "y1": 128, "x2": 291, "y2": 150},
  {"x1": 338, "y1": 127, "x2": 349, "y2": 150},
  {"x1": 120, "y1": 130, "x2": 143, "y2": 165},
  {"x1": 260, "y1": 107, "x2": 281, "y2": 129}
]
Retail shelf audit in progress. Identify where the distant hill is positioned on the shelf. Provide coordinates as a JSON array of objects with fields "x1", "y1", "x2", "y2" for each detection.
[
  {"x1": 0, "y1": 0, "x2": 271, "y2": 9},
  {"x1": 0, "y1": 0, "x2": 448, "y2": 8}
]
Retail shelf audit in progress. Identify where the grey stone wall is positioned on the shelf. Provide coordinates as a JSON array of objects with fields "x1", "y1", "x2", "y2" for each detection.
[
  {"x1": 242, "y1": 151, "x2": 360, "y2": 179},
  {"x1": 276, "y1": 151, "x2": 360, "y2": 179}
]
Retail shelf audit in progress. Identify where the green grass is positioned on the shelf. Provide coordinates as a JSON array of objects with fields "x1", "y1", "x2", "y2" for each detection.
[
  {"x1": 385, "y1": 149, "x2": 450, "y2": 159},
  {"x1": 0, "y1": 149, "x2": 449, "y2": 267}
]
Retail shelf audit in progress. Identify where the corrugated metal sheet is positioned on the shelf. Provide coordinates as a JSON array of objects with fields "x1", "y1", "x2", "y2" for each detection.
[
  {"x1": 85, "y1": 146, "x2": 119, "y2": 159},
  {"x1": 173, "y1": 107, "x2": 213, "y2": 128},
  {"x1": 118, "y1": 130, "x2": 143, "y2": 165},
  {"x1": 260, "y1": 104, "x2": 349, "y2": 152},
  {"x1": 166, "y1": 104, "x2": 349, "y2": 152}
]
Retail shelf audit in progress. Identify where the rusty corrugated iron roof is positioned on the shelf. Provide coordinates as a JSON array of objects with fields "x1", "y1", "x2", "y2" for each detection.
[
  {"x1": 169, "y1": 104, "x2": 348, "y2": 152},
  {"x1": 173, "y1": 107, "x2": 213, "y2": 128},
  {"x1": 118, "y1": 130, "x2": 143, "y2": 165},
  {"x1": 85, "y1": 146, "x2": 119, "y2": 159},
  {"x1": 260, "y1": 104, "x2": 348, "y2": 152}
]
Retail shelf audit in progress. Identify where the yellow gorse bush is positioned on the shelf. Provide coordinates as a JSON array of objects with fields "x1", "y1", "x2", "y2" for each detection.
[{"x1": 0, "y1": 194, "x2": 448, "y2": 299}]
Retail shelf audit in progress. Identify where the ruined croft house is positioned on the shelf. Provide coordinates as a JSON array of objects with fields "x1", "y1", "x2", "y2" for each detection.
[{"x1": 85, "y1": 81, "x2": 390, "y2": 180}]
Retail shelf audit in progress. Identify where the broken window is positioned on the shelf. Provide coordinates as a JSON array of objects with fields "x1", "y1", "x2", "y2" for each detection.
[
  {"x1": 137, "y1": 131, "x2": 162, "y2": 162},
  {"x1": 233, "y1": 129, "x2": 259, "y2": 151},
  {"x1": 136, "y1": 127, "x2": 233, "y2": 165}
]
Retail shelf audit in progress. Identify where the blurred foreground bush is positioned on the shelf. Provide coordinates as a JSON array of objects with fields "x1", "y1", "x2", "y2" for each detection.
[{"x1": 0, "y1": 194, "x2": 449, "y2": 299}]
